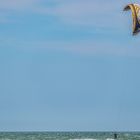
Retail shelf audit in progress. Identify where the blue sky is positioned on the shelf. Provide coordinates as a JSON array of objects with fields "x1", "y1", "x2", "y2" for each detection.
[{"x1": 0, "y1": 0, "x2": 140, "y2": 131}]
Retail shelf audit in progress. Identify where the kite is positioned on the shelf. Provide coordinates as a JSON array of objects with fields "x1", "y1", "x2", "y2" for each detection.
[{"x1": 124, "y1": 3, "x2": 140, "y2": 35}]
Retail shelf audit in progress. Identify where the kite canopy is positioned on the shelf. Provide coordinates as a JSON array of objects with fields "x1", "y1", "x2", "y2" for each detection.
[{"x1": 124, "y1": 3, "x2": 140, "y2": 35}]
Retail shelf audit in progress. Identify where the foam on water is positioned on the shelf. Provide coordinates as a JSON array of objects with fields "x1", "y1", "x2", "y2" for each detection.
[
  {"x1": 70, "y1": 138, "x2": 114, "y2": 140},
  {"x1": 69, "y1": 139, "x2": 97, "y2": 140}
]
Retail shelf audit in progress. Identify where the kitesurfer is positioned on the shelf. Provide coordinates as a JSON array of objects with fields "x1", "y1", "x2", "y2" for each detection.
[{"x1": 114, "y1": 133, "x2": 117, "y2": 139}]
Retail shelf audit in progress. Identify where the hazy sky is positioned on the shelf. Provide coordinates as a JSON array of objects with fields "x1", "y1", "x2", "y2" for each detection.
[{"x1": 0, "y1": 0, "x2": 140, "y2": 131}]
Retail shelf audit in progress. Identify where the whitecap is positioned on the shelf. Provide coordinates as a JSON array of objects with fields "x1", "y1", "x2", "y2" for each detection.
[{"x1": 69, "y1": 139, "x2": 97, "y2": 140}]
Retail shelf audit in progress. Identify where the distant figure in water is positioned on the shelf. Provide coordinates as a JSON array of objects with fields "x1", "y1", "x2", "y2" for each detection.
[{"x1": 114, "y1": 133, "x2": 117, "y2": 139}]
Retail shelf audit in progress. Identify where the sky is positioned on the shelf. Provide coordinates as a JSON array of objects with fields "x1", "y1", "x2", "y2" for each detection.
[{"x1": 0, "y1": 0, "x2": 140, "y2": 131}]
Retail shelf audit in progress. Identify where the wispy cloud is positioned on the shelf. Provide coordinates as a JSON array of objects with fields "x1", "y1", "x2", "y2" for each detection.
[
  {"x1": 0, "y1": 0, "x2": 128, "y2": 26},
  {"x1": 0, "y1": 0, "x2": 39, "y2": 11},
  {"x1": 37, "y1": 0, "x2": 123, "y2": 27},
  {"x1": 1, "y1": 0, "x2": 140, "y2": 57},
  {"x1": 35, "y1": 40, "x2": 140, "y2": 57},
  {"x1": 0, "y1": 0, "x2": 40, "y2": 23},
  {"x1": 2, "y1": 37, "x2": 140, "y2": 57}
]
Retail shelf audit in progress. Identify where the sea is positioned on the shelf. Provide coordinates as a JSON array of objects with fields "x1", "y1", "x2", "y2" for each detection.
[{"x1": 0, "y1": 132, "x2": 140, "y2": 140}]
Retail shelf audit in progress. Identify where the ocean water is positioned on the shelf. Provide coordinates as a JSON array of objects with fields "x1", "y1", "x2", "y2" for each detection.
[{"x1": 0, "y1": 132, "x2": 139, "y2": 140}]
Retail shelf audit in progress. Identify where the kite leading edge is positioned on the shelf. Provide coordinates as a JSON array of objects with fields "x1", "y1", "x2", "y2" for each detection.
[{"x1": 124, "y1": 3, "x2": 140, "y2": 35}]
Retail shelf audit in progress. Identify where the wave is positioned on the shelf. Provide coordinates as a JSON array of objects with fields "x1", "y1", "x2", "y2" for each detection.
[
  {"x1": 69, "y1": 138, "x2": 115, "y2": 140},
  {"x1": 69, "y1": 139, "x2": 97, "y2": 140}
]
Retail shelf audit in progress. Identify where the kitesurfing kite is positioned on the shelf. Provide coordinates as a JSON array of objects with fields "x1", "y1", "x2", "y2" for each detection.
[{"x1": 124, "y1": 3, "x2": 140, "y2": 35}]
